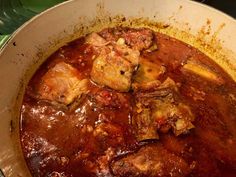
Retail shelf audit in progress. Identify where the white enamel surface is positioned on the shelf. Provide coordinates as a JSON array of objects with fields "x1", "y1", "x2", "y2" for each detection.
[{"x1": 0, "y1": 0, "x2": 235, "y2": 176}]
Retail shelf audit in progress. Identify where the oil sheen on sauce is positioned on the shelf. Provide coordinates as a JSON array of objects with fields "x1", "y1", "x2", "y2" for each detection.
[{"x1": 20, "y1": 28, "x2": 236, "y2": 177}]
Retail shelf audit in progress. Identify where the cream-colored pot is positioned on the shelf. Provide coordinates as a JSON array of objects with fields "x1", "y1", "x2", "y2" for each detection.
[{"x1": 0, "y1": 0, "x2": 235, "y2": 176}]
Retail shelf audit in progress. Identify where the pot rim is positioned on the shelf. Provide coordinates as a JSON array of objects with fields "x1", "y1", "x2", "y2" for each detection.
[{"x1": 1, "y1": 0, "x2": 235, "y2": 53}]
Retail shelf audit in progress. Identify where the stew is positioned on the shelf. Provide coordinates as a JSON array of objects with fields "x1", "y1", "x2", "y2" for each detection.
[{"x1": 20, "y1": 27, "x2": 236, "y2": 177}]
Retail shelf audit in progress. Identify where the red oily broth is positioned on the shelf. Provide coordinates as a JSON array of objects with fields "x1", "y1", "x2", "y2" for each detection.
[{"x1": 20, "y1": 27, "x2": 236, "y2": 177}]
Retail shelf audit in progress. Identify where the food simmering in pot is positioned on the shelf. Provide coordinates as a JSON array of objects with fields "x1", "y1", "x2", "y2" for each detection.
[{"x1": 20, "y1": 27, "x2": 236, "y2": 177}]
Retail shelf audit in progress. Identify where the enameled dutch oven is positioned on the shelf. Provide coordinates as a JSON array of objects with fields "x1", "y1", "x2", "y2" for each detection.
[{"x1": 0, "y1": 0, "x2": 235, "y2": 176}]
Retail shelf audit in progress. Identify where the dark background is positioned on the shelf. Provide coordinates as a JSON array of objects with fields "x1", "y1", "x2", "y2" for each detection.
[{"x1": 200, "y1": 0, "x2": 236, "y2": 18}]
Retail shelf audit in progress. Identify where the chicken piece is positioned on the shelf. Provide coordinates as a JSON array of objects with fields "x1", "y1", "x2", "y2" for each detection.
[
  {"x1": 133, "y1": 77, "x2": 195, "y2": 139},
  {"x1": 133, "y1": 58, "x2": 166, "y2": 84},
  {"x1": 135, "y1": 77, "x2": 178, "y2": 106},
  {"x1": 38, "y1": 62, "x2": 88, "y2": 105},
  {"x1": 90, "y1": 31, "x2": 142, "y2": 92},
  {"x1": 111, "y1": 144, "x2": 190, "y2": 177},
  {"x1": 90, "y1": 50, "x2": 134, "y2": 92},
  {"x1": 86, "y1": 32, "x2": 109, "y2": 47},
  {"x1": 182, "y1": 60, "x2": 224, "y2": 84},
  {"x1": 132, "y1": 80, "x2": 161, "y2": 93},
  {"x1": 152, "y1": 101, "x2": 195, "y2": 136},
  {"x1": 114, "y1": 42, "x2": 140, "y2": 66},
  {"x1": 123, "y1": 28, "x2": 154, "y2": 51},
  {"x1": 99, "y1": 27, "x2": 154, "y2": 51},
  {"x1": 133, "y1": 108, "x2": 159, "y2": 141},
  {"x1": 99, "y1": 27, "x2": 123, "y2": 42}
]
